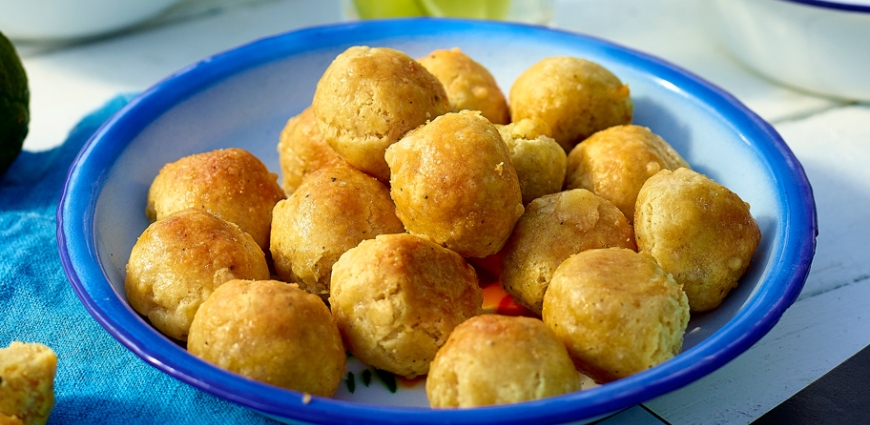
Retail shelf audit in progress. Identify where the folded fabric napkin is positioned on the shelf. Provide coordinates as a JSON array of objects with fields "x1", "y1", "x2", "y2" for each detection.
[{"x1": 0, "y1": 95, "x2": 277, "y2": 425}]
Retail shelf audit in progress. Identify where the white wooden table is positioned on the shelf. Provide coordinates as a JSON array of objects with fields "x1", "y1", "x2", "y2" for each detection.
[{"x1": 16, "y1": 0, "x2": 870, "y2": 423}]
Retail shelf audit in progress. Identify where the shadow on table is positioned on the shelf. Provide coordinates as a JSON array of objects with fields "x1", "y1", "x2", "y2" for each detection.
[{"x1": 754, "y1": 341, "x2": 870, "y2": 425}]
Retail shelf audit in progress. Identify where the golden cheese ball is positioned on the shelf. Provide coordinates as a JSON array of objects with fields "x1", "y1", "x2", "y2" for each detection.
[
  {"x1": 496, "y1": 115, "x2": 552, "y2": 139},
  {"x1": 510, "y1": 56, "x2": 633, "y2": 151},
  {"x1": 385, "y1": 110, "x2": 524, "y2": 258},
  {"x1": 125, "y1": 208, "x2": 270, "y2": 341},
  {"x1": 188, "y1": 279, "x2": 346, "y2": 397},
  {"x1": 146, "y1": 148, "x2": 286, "y2": 251},
  {"x1": 417, "y1": 47, "x2": 510, "y2": 125},
  {"x1": 277, "y1": 107, "x2": 348, "y2": 195},
  {"x1": 635, "y1": 168, "x2": 761, "y2": 312},
  {"x1": 313, "y1": 46, "x2": 450, "y2": 181},
  {"x1": 564, "y1": 125, "x2": 689, "y2": 224},
  {"x1": 543, "y1": 248, "x2": 690, "y2": 384},
  {"x1": 329, "y1": 233, "x2": 482, "y2": 378},
  {"x1": 500, "y1": 189, "x2": 636, "y2": 316},
  {"x1": 0, "y1": 342, "x2": 57, "y2": 425},
  {"x1": 497, "y1": 118, "x2": 567, "y2": 204},
  {"x1": 270, "y1": 165, "x2": 405, "y2": 297},
  {"x1": 426, "y1": 314, "x2": 581, "y2": 408}
]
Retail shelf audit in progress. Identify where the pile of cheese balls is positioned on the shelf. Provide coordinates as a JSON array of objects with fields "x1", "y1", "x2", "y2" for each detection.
[{"x1": 124, "y1": 45, "x2": 761, "y2": 408}]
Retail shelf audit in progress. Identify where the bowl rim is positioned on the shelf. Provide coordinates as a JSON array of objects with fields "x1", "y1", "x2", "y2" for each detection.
[
  {"x1": 56, "y1": 17, "x2": 818, "y2": 425},
  {"x1": 0, "y1": 0, "x2": 185, "y2": 41},
  {"x1": 776, "y1": 0, "x2": 870, "y2": 13}
]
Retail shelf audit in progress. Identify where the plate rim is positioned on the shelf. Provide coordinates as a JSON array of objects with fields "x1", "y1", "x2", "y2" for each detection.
[
  {"x1": 56, "y1": 17, "x2": 818, "y2": 425},
  {"x1": 777, "y1": 0, "x2": 870, "y2": 13}
]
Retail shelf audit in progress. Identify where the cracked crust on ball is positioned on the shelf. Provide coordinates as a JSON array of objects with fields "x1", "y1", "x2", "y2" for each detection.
[
  {"x1": 313, "y1": 46, "x2": 449, "y2": 181},
  {"x1": 542, "y1": 248, "x2": 689, "y2": 383},
  {"x1": 417, "y1": 47, "x2": 510, "y2": 125},
  {"x1": 426, "y1": 314, "x2": 581, "y2": 408},
  {"x1": 634, "y1": 168, "x2": 761, "y2": 312},
  {"x1": 500, "y1": 189, "x2": 636, "y2": 316},
  {"x1": 564, "y1": 124, "x2": 688, "y2": 224},
  {"x1": 497, "y1": 118, "x2": 566, "y2": 204},
  {"x1": 510, "y1": 56, "x2": 633, "y2": 151},
  {"x1": 386, "y1": 110, "x2": 524, "y2": 258},
  {"x1": 270, "y1": 165, "x2": 405, "y2": 297},
  {"x1": 146, "y1": 148, "x2": 285, "y2": 252},
  {"x1": 329, "y1": 234, "x2": 482, "y2": 378},
  {"x1": 188, "y1": 279, "x2": 346, "y2": 397},
  {"x1": 125, "y1": 208, "x2": 270, "y2": 341}
]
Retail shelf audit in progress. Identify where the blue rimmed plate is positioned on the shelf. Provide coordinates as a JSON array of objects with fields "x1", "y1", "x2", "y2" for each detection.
[{"x1": 57, "y1": 18, "x2": 817, "y2": 425}]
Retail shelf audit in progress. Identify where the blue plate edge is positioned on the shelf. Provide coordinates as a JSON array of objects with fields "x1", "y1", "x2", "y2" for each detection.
[{"x1": 776, "y1": 0, "x2": 870, "y2": 13}]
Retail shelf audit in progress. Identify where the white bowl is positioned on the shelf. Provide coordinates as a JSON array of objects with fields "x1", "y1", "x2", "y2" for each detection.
[
  {"x1": 710, "y1": 0, "x2": 870, "y2": 101},
  {"x1": 57, "y1": 19, "x2": 817, "y2": 424},
  {"x1": 0, "y1": 0, "x2": 183, "y2": 41}
]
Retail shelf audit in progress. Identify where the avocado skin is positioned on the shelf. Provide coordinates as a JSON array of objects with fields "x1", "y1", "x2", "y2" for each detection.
[{"x1": 0, "y1": 30, "x2": 30, "y2": 176}]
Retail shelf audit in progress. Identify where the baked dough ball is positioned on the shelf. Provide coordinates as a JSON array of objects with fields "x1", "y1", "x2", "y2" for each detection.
[
  {"x1": 497, "y1": 118, "x2": 567, "y2": 204},
  {"x1": 510, "y1": 56, "x2": 633, "y2": 151},
  {"x1": 635, "y1": 168, "x2": 761, "y2": 312},
  {"x1": 542, "y1": 248, "x2": 690, "y2": 384},
  {"x1": 426, "y1": 314, "x2": 581, "y2": 408},
  {"x1": 329, "y1": 233, "x2": 482, "y2": 378},
  {"x1": 385, "y1": 111, "x2": 524, "y2": 258},
  {"x1": 0, "y1": 342, "x2": 56, "y2": 425},
  {"x1": 277, "y1": 107, "x2": 348, "y2": 194},
  {"x1": 500, "y1": 189, "x2": 636, "y2": 315},
  {"x1": 188, "y1": 279, "x2": 346, "y2": 397},
  {"x1": 126, "y1": 208, "x2": 270, "y2": 341},
  {"x1": 417, "y1": 47, "x2": 510, "y2": 125},
  {"x1": 313, "y1": 46, "x2": 450, "y2": 181},
  {"x1": 270, "y1": 165, "x2": 405, "y2": 297},
  {"x1": 564, "y1": 125, "x2": 688, "y2": 224},
  {"x1": 146, "y1": 148, "x2": 286, "y2": 251}
]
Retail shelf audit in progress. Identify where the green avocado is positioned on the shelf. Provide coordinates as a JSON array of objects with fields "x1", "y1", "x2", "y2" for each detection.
[{"x1": 0, "y1": 30, "x2": 29, "y2": 176}]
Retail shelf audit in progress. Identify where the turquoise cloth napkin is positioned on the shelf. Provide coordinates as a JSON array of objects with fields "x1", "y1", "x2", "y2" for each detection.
[{"x1": 0, "y1": 95, "x2": 277, "y2": 424}]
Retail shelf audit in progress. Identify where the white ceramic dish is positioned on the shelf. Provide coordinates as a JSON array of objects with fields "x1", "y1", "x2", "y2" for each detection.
[
  {"x1": 709, "y1": 0, "x2": 870, "y2": 101},
  {"x1": 58, "y1": 19, "x2": 817, "y2": 424},
  {"x1": 0, "y1": 0, "x2": 182, "y2": 41}
]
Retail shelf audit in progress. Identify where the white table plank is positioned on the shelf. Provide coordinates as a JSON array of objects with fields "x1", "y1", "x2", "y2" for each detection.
[{"x1": 781, "y1": 106, "x2": 870, "y2": 300}]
